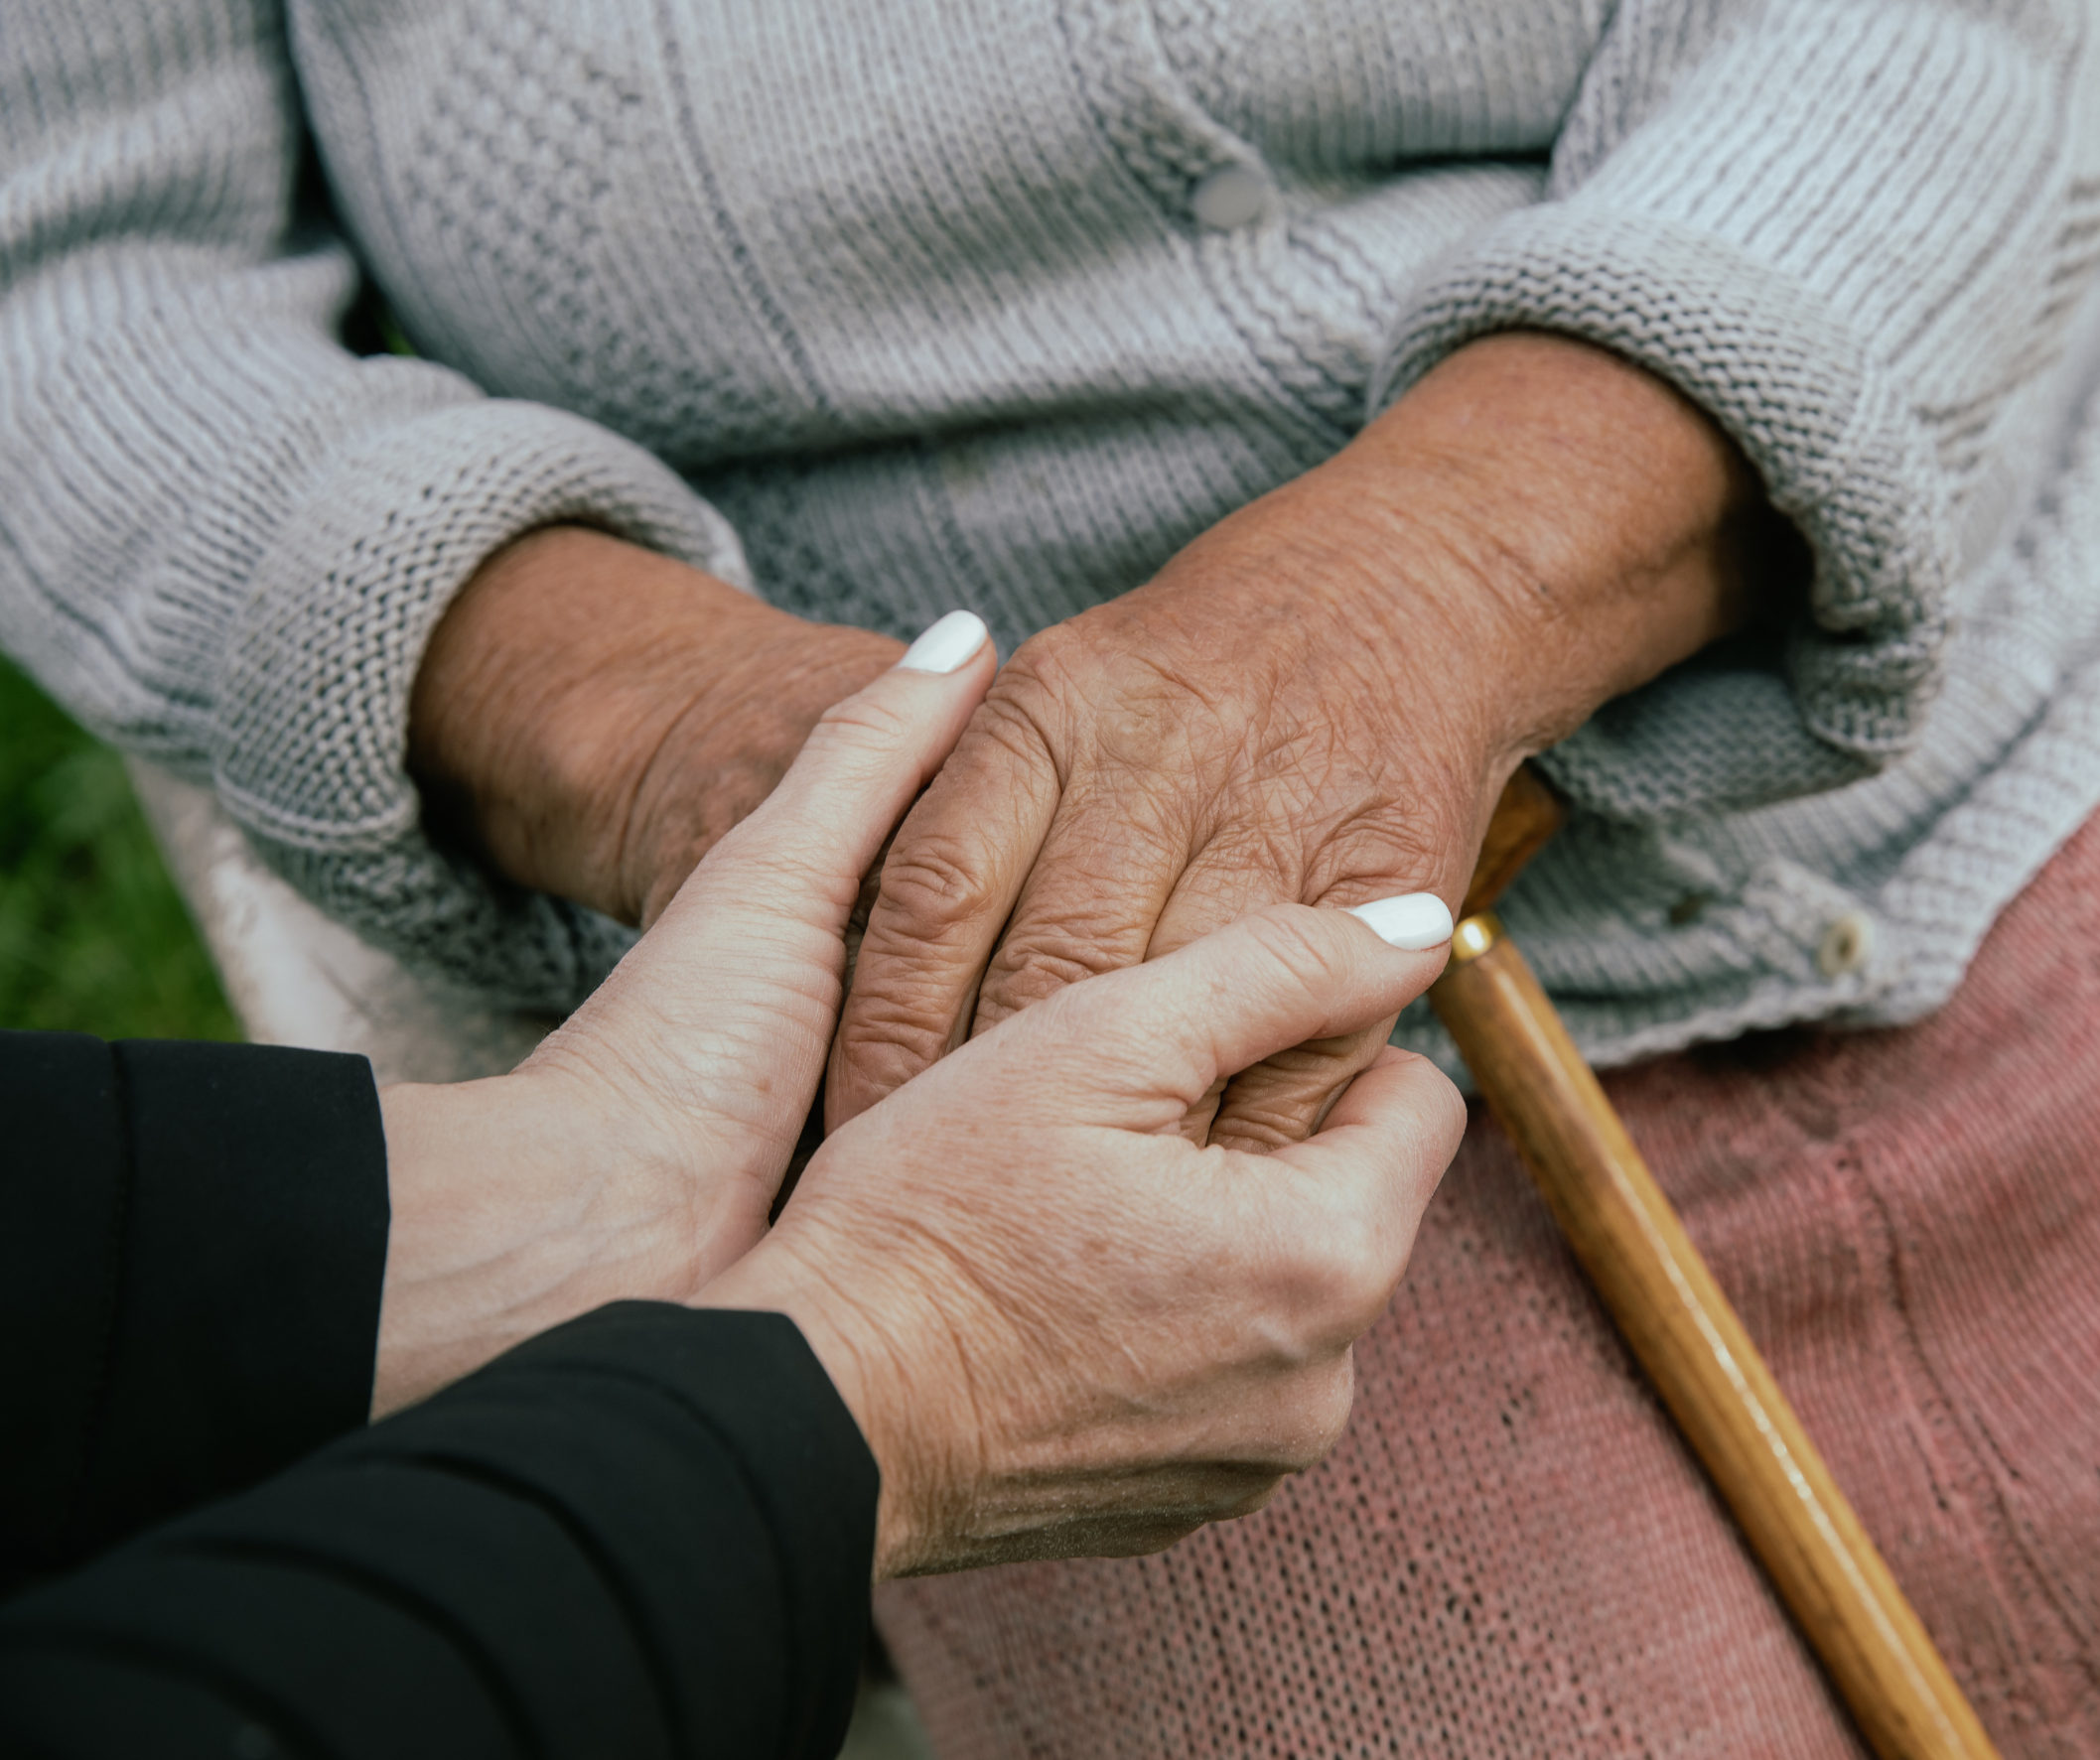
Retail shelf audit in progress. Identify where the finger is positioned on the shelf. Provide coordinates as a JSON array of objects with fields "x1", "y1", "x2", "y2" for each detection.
[
  {"x1": 1144, "y1": 827, "x2": 1450, "y2": 1154},
  {"x1": 828, "y1": 693, "x2": 1062, "y2": 1128},
  {"x1": 1205, "y1": 884, "x2": 1457, "y2": 1151},
  {"x1": 1202, "y1": 1021, "x2": 1396, "y2": 1154},
  {"x1": 967, "y1": 762, "x2": 1194, "y2": 1036},
  {"x1": 665, "y1": 609, "x2": 996, "y2": 937},
  {"x1": 1263, "y1": 1047, "x2": 1470, "y2": 1338},
  {"x1": 1301, "y1": 1042, "x2": 1467, "y2": 1147},
  {"x1": 1135, "y1": 830, "x2": 1300, "y2": 1141},
  {"x1": 986, "y1": 895, "x2": 1454, "y2": 1131}
]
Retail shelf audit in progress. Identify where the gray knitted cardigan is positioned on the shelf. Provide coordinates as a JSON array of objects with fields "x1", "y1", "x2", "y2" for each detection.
[{"x1": 6, "y1": 0, "x2": 2100, "y2": 1074}]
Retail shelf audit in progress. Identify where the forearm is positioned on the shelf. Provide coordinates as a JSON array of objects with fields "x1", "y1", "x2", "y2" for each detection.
[
  {"x1": 408, "y1": 526, "x2": 903, "y2": 924},
  {"x1": 1181, "y1": 332, "x2": 1795, "y2": 773},
  {"x1": 1348, "y1": 331, "x2": 1785, "y2": 745},
  {"x1": 1360, "y1": 4, "x2": 2093, "y2": 815}
]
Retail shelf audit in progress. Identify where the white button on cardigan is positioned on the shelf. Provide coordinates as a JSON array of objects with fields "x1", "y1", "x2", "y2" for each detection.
[
  {"x1": 1190, "y1": 165, "x2": 1270, "y2": 229},
  {"x1": 1816, "y1": 910, "x2": 1878, "y2": 979}
]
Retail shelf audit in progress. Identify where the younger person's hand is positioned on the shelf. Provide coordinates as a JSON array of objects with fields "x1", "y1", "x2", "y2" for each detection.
[
  {"x1": 701, "y1": 891, "x2": 1465, "y2": 1576},
  {"x1": 372, "y1": 610, "x2": 996, "y2": 1415}
]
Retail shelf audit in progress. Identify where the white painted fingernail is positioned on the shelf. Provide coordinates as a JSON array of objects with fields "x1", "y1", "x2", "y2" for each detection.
[
  {"x1": 1346, "y1": 893, "x2": 1455, "y2": 950},
  {"x1": 896, "y1": 609, "x2": 989, "y2": 674}
]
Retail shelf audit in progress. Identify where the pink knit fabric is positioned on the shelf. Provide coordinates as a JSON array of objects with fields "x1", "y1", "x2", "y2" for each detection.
[{"x1": 877, "y1": 815, "x2": 2100, "y2": 1757}]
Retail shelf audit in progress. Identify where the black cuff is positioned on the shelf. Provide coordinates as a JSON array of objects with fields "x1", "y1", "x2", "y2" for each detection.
[
  {"x1": 0, "y1": 1032, "x2": 387, "y2": 1585},
  {"x1": 2, "y1": 1304, "x2": 879, "y2": 1760}
]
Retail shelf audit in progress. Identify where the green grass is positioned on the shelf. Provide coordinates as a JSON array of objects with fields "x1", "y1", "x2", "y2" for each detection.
[{"x1": 1, "y1": 653, "x2": 240, "y2": 1041}]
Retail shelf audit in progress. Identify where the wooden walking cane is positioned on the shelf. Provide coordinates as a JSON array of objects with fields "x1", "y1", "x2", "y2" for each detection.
[{"x1": 1432, "y1": 767, "x2": 2001, "y2": 1760}]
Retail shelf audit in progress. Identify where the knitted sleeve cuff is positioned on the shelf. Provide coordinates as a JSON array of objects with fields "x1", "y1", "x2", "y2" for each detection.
[
  {"x1": 209, "y1": 397, "x2": 751, "y2": 1008},
  {"x1": 1368, "y1": 204, "x2": 1955, "y2": 820}
]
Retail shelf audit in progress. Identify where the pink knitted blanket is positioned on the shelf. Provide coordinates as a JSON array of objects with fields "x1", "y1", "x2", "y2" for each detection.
[{"x1": 877, "y1": 814, "x2": 2100, "y2": 1756}]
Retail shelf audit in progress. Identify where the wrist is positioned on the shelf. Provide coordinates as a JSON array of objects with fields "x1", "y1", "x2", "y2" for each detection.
[
  {"x1": 407, "y1": 526, "x2": 902, "y2": 923},
  {"x1": 372, "y1": 1069, "x2": 714, "y2": 1417},
  {"x1": 696, "y1": 1232, "x2": 975, "y2": 1580},
  {"x1": 616, "y1": 608, "x2": 907, "y2": 926},
  {"x1": 1294, "y1": 332, "x2": 1786, "y2": 760}
]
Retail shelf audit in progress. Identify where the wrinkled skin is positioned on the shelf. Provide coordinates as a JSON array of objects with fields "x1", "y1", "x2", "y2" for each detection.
[
  {"x1": 829, "y1": 547, "x2": 1508, "y2": 1151},
  {"x1": 373, "y1": 625, "x2": 994, "y2": 1416},
  {"x1": 832, "y1": 334, "x2": 1774, "y2": 1148},
  {"x1": 409, "y1": 525, "x2": 904, "y2": 931}
]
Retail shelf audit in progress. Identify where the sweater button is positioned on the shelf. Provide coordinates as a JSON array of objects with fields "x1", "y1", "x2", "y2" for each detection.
[
  {"x1": 1190, "y1": 164, "x2": 1270, "y2": 229},
  {"x1": 1815, "y1": 909, "x2": 1877, "y2": 978}
]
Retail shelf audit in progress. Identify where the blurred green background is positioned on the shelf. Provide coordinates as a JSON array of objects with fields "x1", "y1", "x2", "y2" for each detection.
[{"x1": 1, "y1": 652, "x2": 239, "y2": 1041}]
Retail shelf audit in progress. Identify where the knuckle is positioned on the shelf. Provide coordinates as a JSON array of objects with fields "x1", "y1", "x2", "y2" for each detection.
[
  {"x1": 1300, "y1": 1359, "x2": 1359, "y2": 1465},
  {"x1": 1292, "y1": 1207, "x2": 1399, "y2": 1340},
  {"x1": 1245, "y1": 1364, "x2": 1359, "y2": 1480},
  {"x1": 1208, "y1": 1109, "x2": 1302, "y2": 1154},
  {"x1": 876, "y1": 836, "x2": 1005, "y2": 934},
  {"x1": 977, "y1": 952, "x2": 1107, "y2": 1028},
  {"x1": 969, "y1": 677, "x2": 1065, "y2": 770},
  {"x1": 1305, "y1": 799, "x2": 1464, "y2": 902},
  {"x1": 838, "y1": 923, "x2": 982, "y2": 1063},
  {"x1": 1423, "y1": 1064, "x2": 1470, "y2": 1156},
  {"x1": 839, "y1": 978, "x2": 955, "y2": 1047},
  {"x1": 1334, "y1": 1257, "x2": 1402, "y2": 1341},
  {"x1": 812, "y1": 684, "x2": 917, "y2": 748},
  {"x1": 1002, "y1": 624, "x2": 1092, "y2": 699},
  {"x1": 1375, "y1": 1051, "x2": 1470, "y2": 1165},
  {"x1": 990, "y1": 921, "x2": 1130, "y2": 994},
  {"x1": 1213, "y1": 1038, "x2": 1366, "y2": 1151},
  {"x1": 833, "y1": 997, "x2": 955, "y2": 1095}
]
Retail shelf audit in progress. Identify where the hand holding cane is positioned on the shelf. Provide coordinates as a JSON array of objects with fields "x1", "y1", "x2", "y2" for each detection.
[{"x1": 1432, "y1": 768, "x2": 2001, "y2": 1760}]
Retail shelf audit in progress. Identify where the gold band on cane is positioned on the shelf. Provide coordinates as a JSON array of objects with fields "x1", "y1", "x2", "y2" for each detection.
[{"x1": 1449, "y1": 913, "x2": 1504, "y2": 964}]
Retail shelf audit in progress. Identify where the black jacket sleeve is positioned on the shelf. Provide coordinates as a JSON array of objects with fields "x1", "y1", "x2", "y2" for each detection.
[
  {"x1": 0, "y1": 1031, "x2": 389, "y2": 1591},
  {"x1": 0, "y1": 1303, "x2": 880, "y2": 1760}
]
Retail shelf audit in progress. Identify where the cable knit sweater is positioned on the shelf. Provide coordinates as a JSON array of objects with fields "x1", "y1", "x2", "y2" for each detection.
[{"x1": 4, "y1": 0, "x2": 2099, "y2": 1070}]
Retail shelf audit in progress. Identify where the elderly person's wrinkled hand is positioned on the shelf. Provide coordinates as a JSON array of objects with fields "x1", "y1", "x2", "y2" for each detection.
[{"x1": 832, "y1": 334, "x2": 1786, "y2": 1148}]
